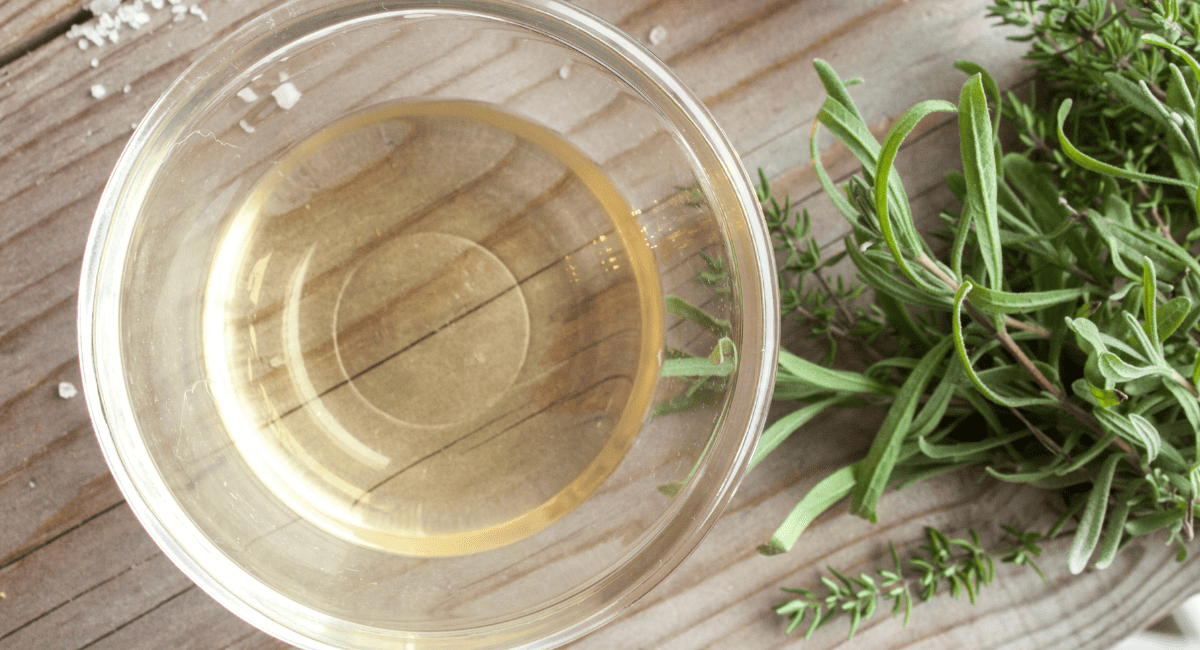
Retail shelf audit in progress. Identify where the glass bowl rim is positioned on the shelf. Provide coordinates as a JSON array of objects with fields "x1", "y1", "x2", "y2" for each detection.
[{"x1": 76, "y1": 0, "x2": 780, "y2": 647}]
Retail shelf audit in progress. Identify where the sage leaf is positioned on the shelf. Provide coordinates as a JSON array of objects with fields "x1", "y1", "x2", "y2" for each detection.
[
  {"x1": 959, "y1": 75, "x2": 1003, "y2": 291},
  {"x1": 665, "y1": 294, "x2": 731, "y2": 336},
  {"x1": 1068, "y1": 452, "x2": 1125, "y2": 575},
  {"x1": 760, "y1": 464, "x2": 857, "y2": 555},
  {"x1": 777, "y1": 349, "x2": 894, "y2": 395},
  {"x1": 749, "y1": 396, "x2": 844, "y2": 472},
  {"x1": 965, "y1": 282, "x2": 1086, "y2": 315},
  {"x1": 1056, "y1": 100, "x2": 1193, "y2": 189},
  {"x1": 1093, "y1": 487, "x2": 1135, "y2": 570},
  {"x1": 874, "y1": 99, "x2": 957, "y2": 287},
  {"x1": 1157, "y1": 296, "x2": 1192, "y2": 342},
  {"x1": 850, "y1": 337, "x2": 954, "y2": 521}
]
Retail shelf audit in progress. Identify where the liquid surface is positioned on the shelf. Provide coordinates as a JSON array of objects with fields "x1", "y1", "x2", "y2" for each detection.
[{"x1": 203, "y1": 101, "x2": 662, "y2": 556}]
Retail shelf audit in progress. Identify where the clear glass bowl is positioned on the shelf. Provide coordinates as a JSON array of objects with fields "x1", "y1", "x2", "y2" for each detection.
[{"x1": 78, "y1": 0, "x2": 778, "y2": 647}]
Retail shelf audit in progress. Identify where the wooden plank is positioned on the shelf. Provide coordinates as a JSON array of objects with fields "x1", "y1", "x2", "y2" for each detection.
[
  {"x1": 0, "y1": 505, "x2": 161, "y2": 639},
  {"x1": 0, "y1": 0, "x2": 1197, "y2": 648},
  {"x1": 0, "y1": 0, "x2": 82, "y2": 66},
  {"x1": 0, "y1": 552, "x2": 191, "y2": 650}
]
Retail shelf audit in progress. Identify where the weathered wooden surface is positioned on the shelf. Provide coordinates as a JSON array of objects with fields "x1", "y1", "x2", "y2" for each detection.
[{"x1": 1, "y1": 0, "x2": 1198, "y2": 648}]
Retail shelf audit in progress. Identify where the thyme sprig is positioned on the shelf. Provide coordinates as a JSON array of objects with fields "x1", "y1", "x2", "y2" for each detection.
[{"x1": 776, "y1": 526, "x2": 1046, "y2": 640}]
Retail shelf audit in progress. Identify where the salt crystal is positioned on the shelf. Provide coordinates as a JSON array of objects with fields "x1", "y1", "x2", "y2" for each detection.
[
  {"x1": 28, "y1": 480, "x2": 36, "y2": 489},
  {"x1": 558, "y1": 63, "x2": 571, "y2": 80},
  {"x1": 150, "y1": 0, "x2": 164, "y2": 8},
  {"x1": 271, "y1": 82, "x2": 301, "y2": 110},
  {"x1": 237, "y1": 87, "x2": 257, "y2": 102},
  {"x1": 57, "y1": 381, "x2": 78, "y2": 399},
  {"x1": 123, "y1": 84, "x2": 132, "y2": 93},
  {"x1": 90, "y1": 83, "x2": 107, "y2": 99},
  {"x1": 190, "y1": 5, "x2": 207, "y2": 21},
  {"x1": 90, "y1": 58, "x2": 99, "y2": 67},
  {"x1": 238, "y1": 119, "x2": 256, "y2": 133},
  {"x1": 648, "y1": 25, "x2": 667, "y2": 45},
  {"x1": 168, "y1": 0, "x2": 182, "y2": 5},
  {"x1": 278, "y1": 71, "x2": 289, "y2": 82},
  {"x1": 78, "y1": 39, "x2": 89, "y2": 50},
  {"x1": 171, "y1": 4, "x2": 187, "y2": 12}
]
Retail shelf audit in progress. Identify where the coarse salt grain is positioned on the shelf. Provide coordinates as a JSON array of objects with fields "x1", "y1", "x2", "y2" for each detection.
[
  {"x1": 238, "y1": 119, "x2": 256, "y2": 133},
  {"x1": 90, "y1": 83, "x2": 107, "y2": 99},
  {"x1": 90, "y1": 58, "x2": 99, "y2": 67},
  {"x1": 278, "y1": 71, "x2": 289, "y2": 82},
  {"x1": 123, "y1": 84, "x2": 132, "y2": 94},
  {"x1": 271, "y1": 82, "x2": 301, "y2": 110},
  {"x1": 558, "y1": 63, "x2": 571, "y2": 80},
  {"x1": 648, "y1": 25, "x2": 667, "y2": 45},
  {"x1": 57, "y1": 381, "x2": 78, "y2": 399},
  {"x1": 236, "y1": 87, "x2": 258, "y2": 102}
]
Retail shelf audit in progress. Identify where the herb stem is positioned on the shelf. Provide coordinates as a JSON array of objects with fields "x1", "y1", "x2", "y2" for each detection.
[
  {"x1": 793, "y1": 304, "x2": 886, "y2": 362},
  {"x1": 1007, "y1": 405, "x2": 1069, "y2": 461}
]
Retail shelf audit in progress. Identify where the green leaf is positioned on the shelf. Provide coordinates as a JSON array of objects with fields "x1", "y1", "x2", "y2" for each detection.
[
  {"x1": 959, "y1": 75, "x2": 1003, "y2": 290},
  {"x1": 1094, "y1": 488, "x2": 1135, "y2": 571},
  {"x1": 874, "y1": 99, "x2": 958, "y2": 287},
  {"x1": 1162, "y1": 380, "x2": 1200, "y2": 459},
  {"x1": 850, "y1": 337, "x2": 954, "y2": 521},
  {"x1": 909, "y1": 363, "x2": 960, "y2": 438},
  {"x1": 814, "y1": 59, "x2": 868, "y2": 125},
  {"x1": 1123, "y1": 312, "x2": 1166, "y2": 366},
  {"x1": 1068, "y1": 452, "x2": 1125, "y2": 575},
  {"x1": 953, "y1": 282, "x2": 1047, "y2": 407},
  {"x1": 1157, "y1": 296, "x2": 1192, "y2": 341},
  {"x1": 1143, "y1": 34, "x2": 1200, "y2": 108},
  {"x1": 965, "y1": 282, "x2": 1086, "y2": 315},
  {"x1": 917, "y1": 428, "x2": 1029, "y2": 460},
  {"x1": 748, "y1": 396, "x2": 843, "y2": 472},
  {"x1": 809, "y1": 118, "x2": 859, "y2": 221},
  {"x1": 954, "y1": 61, "x2": 1003, "y2": 167},
  {"x1": 1103, "y1": 72, "x2": 1193, "y2": 155},
  {"x1": 1142, "y1": 257, "x2": 1161, "y2": 351},
  {"x1": 1125, "y1": 503, "x2": 1186, "y2": 537},
  {"x1": 1128, "y1": 413, "x2": 1163, "y2": 464},
  {"x1": 1056, "y1": 100, "x2": 1193, "y2": 189},
  {"x1": 1094, "y1": 409, "x2": 1161, "y2": 463},
  {"x1": 660, "y1": 353, "x2": 735, "y2": 378},
  {"x1": 664, "y1": 295, "x2": 732, "y2": 336},
  {"x1": 845, "y1": 244, "x2": 953, "y2": 310},
  {"x1": 760, "y1": 464, "x2": 857, "y2": 555},
  {"x1": 1096, "y1": 353, "x2": 1168, "y2": 382},
  {"x1": 776, "y1": 350, "x2": 894, "y2": 395},
  {"x1": 1002, "y1": 154, "x2": 1072, "y2": 234},
  {"x1": 1065, "y1": 317, "x2": 1109, "y2": 357}
]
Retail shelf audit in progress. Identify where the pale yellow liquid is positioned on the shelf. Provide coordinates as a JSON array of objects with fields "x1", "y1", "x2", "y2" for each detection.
[{"x1": 202, "y1": 101, "x2": 663, "y2": 556}]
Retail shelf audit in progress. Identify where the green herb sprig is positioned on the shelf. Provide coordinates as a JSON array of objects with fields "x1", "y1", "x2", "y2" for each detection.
[
  {"x1": 775, "y1": 526, "x2": 1046, "y2": 640},
  {"x1": 757, "y1": 1, "x2": 1200, "y2": 633}
]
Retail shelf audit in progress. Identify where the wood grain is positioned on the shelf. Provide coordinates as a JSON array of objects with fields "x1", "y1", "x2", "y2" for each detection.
[
  {"x1": 0, "y1": 0, "x2": 82, "y2": 66},
  {"x1": 0, "y1": 0, "x2": 1197, "y2": 649}
]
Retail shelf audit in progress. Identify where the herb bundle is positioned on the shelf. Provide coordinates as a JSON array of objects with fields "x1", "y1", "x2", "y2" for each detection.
[{"x1": 751, "y1": 0, "x2": 1200, "y2": 637}]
